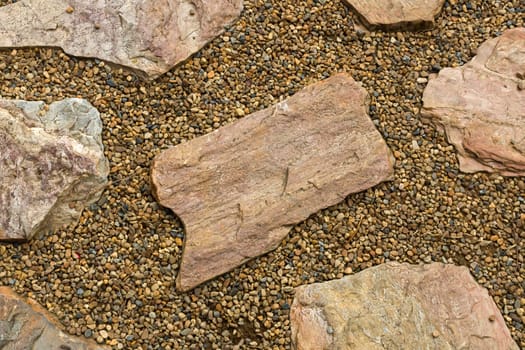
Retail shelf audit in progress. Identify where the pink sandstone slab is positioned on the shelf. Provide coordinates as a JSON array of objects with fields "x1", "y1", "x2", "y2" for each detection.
[
  {"x1": 0, "y1": 98, "x2": 109, "y2": 241},
  {"x1": 342, "y1": 0, "x2": 446, "y2": 31},
  {"x1": 151, "y1": 73, "x2": 395, "y2": 291},
  {"x1": 0, "y1": 286, "x2": 108, "y2": 349},
  {"x1": 422, "y1": 28, "x2": 525, "y2": 176},
  {"x1": 0, "y1": 0, "x2": 243, "y2": 79},
  {"x1": 291, "y1": 262, "x2": 519, "y2": 350}
]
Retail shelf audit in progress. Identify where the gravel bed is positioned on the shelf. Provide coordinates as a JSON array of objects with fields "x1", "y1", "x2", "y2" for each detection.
[{"x1": 0, "y1": 0, "x2": 523, "y2": 349}]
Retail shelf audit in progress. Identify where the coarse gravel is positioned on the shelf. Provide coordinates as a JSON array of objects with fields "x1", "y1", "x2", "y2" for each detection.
[{"x1": 0, "y1": 0, "x2": 523, "y2": 349}]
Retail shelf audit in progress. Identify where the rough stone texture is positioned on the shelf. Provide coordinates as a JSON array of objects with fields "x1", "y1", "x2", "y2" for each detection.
[
  {"x1": 0, "y1": 287, "x2": 107, "y2": 349},
  {"x1": 0, "y1": 98, "x2": 109, "y2": 241},
  {"x1": 422, "y1": 28, "x2": 525, "y2": 176},
  {"x1": 151, "y1": 73, "x2": 395, "y2": 291},
  {"x1": 0, "y1": 0, "x2": 243, "y2": 79},
  {"x1": 291, "y1": 262, "x2": 519, "y2": 350},
  {"x1": 342, "y1": 0, "x2": 446, "y2": 31}
]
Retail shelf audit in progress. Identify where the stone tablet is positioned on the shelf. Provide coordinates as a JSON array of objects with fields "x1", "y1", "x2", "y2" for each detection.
[
  {"x1": 422, "y1": 28, "x2": 525, "y2": 176},
  {"x1": 0, "y1": 98, "x2": 109, "y2": 241},
  {"x1": 151, "y1": 73, "x2": 395, "y2": 291},
  {"x1": 291, "y1": 263, "x2": 519, "y2": 350},
  {"x1": 0, "y1": 0, "x2": 243, "y2": 79},
  {"x1": 343, "y1": 0, "x2": 446, "y2": 31},
  {"x1": 0, "y1": 287, "x2": 108, "y2": 349}
]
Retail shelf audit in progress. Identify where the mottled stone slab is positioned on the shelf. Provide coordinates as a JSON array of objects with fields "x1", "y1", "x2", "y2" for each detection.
[
  {"x1": 343, "y1": 0, "x2": 446, "y2": 31},
  {"x1": 422, "y1": 28, "x2": 525, "y2": 176},
  {"x1": 0, "y1": 287, "x2": 108, "y2": 349},
  {"x1": 291, "y1": 263, "x2": 519, "y2": 350},
  {"x1": 0, "y1": 0, "x2": 243, "y2": 79},
  {"x1": 0, "y1": 98, "x2": 109, "y2": 241},
  {"x1": 151, "y1": 73, "x2": 395, "y2": 291}
]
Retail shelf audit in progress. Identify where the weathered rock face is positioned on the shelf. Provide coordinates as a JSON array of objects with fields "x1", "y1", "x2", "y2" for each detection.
[
  {"x1": 342, "y1": 0, "x2": 446, "y2": 31},
  {"x1": 0, "y1": 98, "x2": 109, "y2": 241},
  {"x1": 291, "y1": 263, "x2": 519, "y2": 350},
  {"x1": 0, "y1": 287, "x2": 108, "y2": 349},
  {"x1": 422, "y1": 28, "x2": 525, "y2": 176},
  {"x1": 0, "y1": 0, "x2": 243, "y2": 79},
  {"x1": 151, "y1": 73, "x2": 395, "y2": 291}
]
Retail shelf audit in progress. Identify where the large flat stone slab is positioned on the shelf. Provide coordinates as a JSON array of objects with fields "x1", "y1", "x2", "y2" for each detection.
[
  {"x1": 0, "y1": 287, "x2": 108, "y2": 349},
  {"x1": 291, "y1": 263, "x2": 519, "y2": 350},
  {"x1": 0, "y1": 98, "x2": 109, "y2": 241},
  {"x1": 151, "y1": 73, "x2": 395, "y2": 291},
  {"x1": 342, "y1": 0, "x2": 446, "y2": 31},
  {"x1": 422, "y1": 28, "x2": 525, "y2": 176},
  {"x1": 0, "y1": 0, "x2": 243, "y2": 79}
]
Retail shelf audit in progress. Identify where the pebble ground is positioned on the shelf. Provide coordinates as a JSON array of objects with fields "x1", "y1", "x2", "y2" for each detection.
[{"x1": 0, "y1": 0, "x2": 524, "y2": 349}]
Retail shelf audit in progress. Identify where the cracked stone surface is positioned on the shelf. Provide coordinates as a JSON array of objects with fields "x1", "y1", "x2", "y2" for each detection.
[
  {"x1": 0, "y1": 0, "x2": 243, "y2": 79},
  {"x1": 151, "y1": 73, "x2": 395, "y2": 291},
  {"x1": 342, "y1": 0, "x2": 446, "y2": 31},
  {"x1": 0, "y1": 98, "x2": 109, "y2": 241},
  {"x1": 0, "y1": 286, "x2": 108, "y2": 349},
  {"x1": 422, "y1": 28, "x2": 525, "y2": 176},
  {"x1": 290, "y1": 262, "x2": 519, "y2": 350}
]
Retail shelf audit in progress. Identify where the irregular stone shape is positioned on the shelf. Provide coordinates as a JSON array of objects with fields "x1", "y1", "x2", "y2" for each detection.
[
  {"x1": 291, "y1": 262, "x2": 519, "y2": 350},
  {"x1": 151, "y1": 73, "x2": 395, "y2": 291},
  {"x1": 0, "y1": 287, "x2": 108, "y2": 349},
  {"x1": 343, "y1": 0, "x2": 445, "y2": 31},
  {"x1": 422, "y1": 28, "x2": 525, "y2": 176},
  {"x1": 0, "y1": 0, "x2": 243, "y2": 79},
  {"x1": 0, "y1": 98, "x2": 109, "y2": 241}
]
